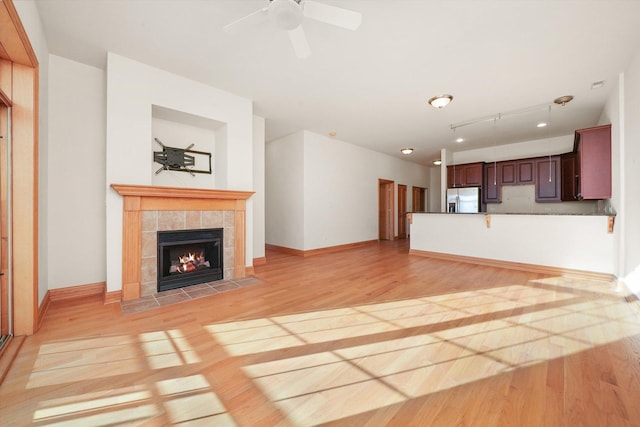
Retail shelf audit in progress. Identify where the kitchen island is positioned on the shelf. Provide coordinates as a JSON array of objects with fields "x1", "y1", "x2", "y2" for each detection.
[{"x1": 408, "y1": 212, "x2": 616, "y2": 276}]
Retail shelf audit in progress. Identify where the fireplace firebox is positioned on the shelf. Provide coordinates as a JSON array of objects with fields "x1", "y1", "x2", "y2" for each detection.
[{"x1": 157, "y1": 228, "x2": 223, "y2": 292}]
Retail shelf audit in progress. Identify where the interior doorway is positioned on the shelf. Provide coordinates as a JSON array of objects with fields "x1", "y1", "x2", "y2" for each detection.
[
  {"x1": 412, "y1": 186, "x2": 427, "y2": 212},
  {"x1": 397, "y1": 184, "x2": 407, "y2": 239},
  {"x1": 378, "y1": 179, "x2": 394, "y2": 240}
]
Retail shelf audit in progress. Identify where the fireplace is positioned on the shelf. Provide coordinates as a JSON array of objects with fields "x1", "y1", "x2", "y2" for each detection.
[{"x1": 157, "y1": 228, "x2": 223, "y2": 292}]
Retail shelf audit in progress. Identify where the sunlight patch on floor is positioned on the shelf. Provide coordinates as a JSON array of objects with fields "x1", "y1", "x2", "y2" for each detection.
[{"x1": 218, "y1": 281, "x2": 640, "y2": 425}]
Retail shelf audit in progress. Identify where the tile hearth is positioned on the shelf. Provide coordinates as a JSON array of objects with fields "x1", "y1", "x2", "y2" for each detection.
[{"x1": 120, "y1": 276, "x2": 264, "y2": 314}]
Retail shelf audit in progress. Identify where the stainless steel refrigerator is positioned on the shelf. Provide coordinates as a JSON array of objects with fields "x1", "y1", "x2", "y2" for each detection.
[{"x1": 446, "y1": 187, "x2": 481, "y2": 213}]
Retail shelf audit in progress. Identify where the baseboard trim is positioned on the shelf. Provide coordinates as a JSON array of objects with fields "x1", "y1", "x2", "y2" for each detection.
[
  {"x1": 103, "y1": 289, "x2": 122, "y2": 305},
  {"x1": 37, "y1": 291, "x2": 51, "y2": 330},
  {"x1": 253, "y1": 257, "x2": 267, "y2": 266},
  {"x1": 245, "y1": 266, "x2": 255, "y2": 275},
  {"x1": 0, "y1": 335, "x2": 25, "y2": 385},
  {"x1": 49, "y1": 282, "x2": 106, "y2": 302},
  {"x1": 409, "y1": 249, "x2": 616, "y2": 281},
  {"x1": 266, "y1": 240, "x2": 378, "y2": 258}
]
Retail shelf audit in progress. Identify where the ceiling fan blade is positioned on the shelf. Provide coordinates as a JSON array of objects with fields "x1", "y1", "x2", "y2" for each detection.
[
  {"x1": 223, "y1": 7, "x2": 269, "y2": 34},
  {"x1": 288, "y1": 26, "x2": 311, "y2": 58},
  {"x1": 302, "y1": 0, "x2": 362, "y2": 30}
]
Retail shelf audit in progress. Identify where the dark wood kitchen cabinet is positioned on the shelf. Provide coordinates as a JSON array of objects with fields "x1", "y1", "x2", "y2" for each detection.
[
  {"x1": 483, "y1": 162, "x2": 500, "y2": 203},
  {"x1": 561, "y1": 152, "x2": 579, "y2": 201},
  {"x1": 447, "y1": 162, "x2": 483, "y2": 188},
  {"x1": 499, "y1": 159, "x2": 535, "y2": 185},
  {"x1": 535, "y1": 156, "x2": 561, "y2": 202},
  {"x1": 574, "y1": 124, "x2": 611, "y2": 199}
]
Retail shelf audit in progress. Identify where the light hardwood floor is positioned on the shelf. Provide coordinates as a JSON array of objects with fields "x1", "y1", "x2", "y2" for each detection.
[{"x1": 2, "y1": 240, "x2": 640, "y2": 426}]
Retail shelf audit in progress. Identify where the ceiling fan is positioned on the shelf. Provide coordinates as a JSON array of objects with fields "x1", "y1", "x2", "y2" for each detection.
[{"x1": 224, "y1": 0, "x2": 362, "y2": 58}]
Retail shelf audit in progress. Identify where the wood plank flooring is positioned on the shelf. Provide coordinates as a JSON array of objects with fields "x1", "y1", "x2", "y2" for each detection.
[{"x1": 2, "y1": 240, "x2": 640, "y2": 426}]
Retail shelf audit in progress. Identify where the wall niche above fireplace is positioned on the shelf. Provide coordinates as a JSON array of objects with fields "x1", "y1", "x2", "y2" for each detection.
[{"x1": 157, "y1": 228, "x2": 223, "y2": 292}]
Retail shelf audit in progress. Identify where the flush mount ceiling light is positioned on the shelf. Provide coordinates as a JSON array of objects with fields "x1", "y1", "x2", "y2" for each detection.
[
  {"x1": 537, "y1": 122, "x2": 547, "y2": 128},
  {"x1": 428, "y1": 94, "x2": 453, "y2": 109},
  {"x1": 553, "y1": 95, "x2": 574, "y2": 106},
  {"x1": 401, "y1": 148, "x2": 414, "y2": 155},
  {"x1": 455, "y1": 137, "x2": 464, "y2": 143},
  {"x1": 329, "y1": 131, "x2": 337, "y2": 137},
  {"x1": 433, "y1": 160, "x2": 442, "y2": 166}
]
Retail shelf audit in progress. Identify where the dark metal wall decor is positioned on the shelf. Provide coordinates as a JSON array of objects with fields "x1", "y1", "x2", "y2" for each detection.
[{"x1": 153, "y1": 137, "x2": 212, "y2": 176}]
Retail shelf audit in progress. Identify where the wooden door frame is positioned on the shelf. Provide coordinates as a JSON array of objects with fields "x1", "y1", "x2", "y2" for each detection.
[
  {"x1": 378, "y1": 179, "x2": 394, "y2": 241},
  {"x1": 0, "y1": 0, "x2": 39, "y2": 336},
  {"x1": 397, "y1": 184, "x2": 407, "y2": 239},
  {"x1": 412, "y1": 186, "x2": 427, "y2": 212}
]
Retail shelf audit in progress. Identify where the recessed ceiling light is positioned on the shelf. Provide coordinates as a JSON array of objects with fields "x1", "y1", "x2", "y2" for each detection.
[
  {"x1": 428, "y1": 94, "x2": 453, "y2": 109},
  {"x1": 433, "y1": 160, "x2": 442, "y2": 166},
  {"x1": 401, "y1": 148, "x2": 414, "y2": 155},
  {"x1": 455, "y1": 137, "x2": 464, "y2": 143},
  {"x1": 537, "y1": 122, "x2": 547, "y2": 128},
  {"x1": 591, "y1": 81, "x2": 605, "y2": 90}
]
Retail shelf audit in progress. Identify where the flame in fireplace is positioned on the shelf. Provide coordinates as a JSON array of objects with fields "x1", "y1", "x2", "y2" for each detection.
[{"x1": 176, "y1": 252, "x2": 209, "y2": 273}]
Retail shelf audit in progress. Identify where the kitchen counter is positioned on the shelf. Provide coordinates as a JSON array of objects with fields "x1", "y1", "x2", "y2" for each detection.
[
  {"x1": 408, "y1": 211, "x2": 615, "y2": 216},
  {"x1": 408, "y1": 212, "x2": 615, "y2": 275}
]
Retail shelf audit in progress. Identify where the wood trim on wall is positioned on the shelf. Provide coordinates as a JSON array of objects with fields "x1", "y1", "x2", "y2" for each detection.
[
  {"x1": 253, "y1": 257, "x2": 267, "y2": 266},
  {"x1": 409, "y1": 249, "x2": 616, "y2": 282},
  {"x1": 104, "y1": 290, "x2": 122, "y2": 305},
  {"x1": 266, "y1": 240, "x2": 378, "y2": 258},
  {"x1": 112, "y1": 185, "x2": 254, "y2": 301},
  {"x1": 49, "y1": 282, "x2": 105, "y2": 302},
  {"x1": 37, "y1": 290, "x2": 50, "y2": 329},
  {"x1": 11, "y1": 62, "x2": 38, "y2": 335}
]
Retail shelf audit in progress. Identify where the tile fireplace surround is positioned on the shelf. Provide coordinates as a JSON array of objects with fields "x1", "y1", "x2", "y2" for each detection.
[{"x1": 111, "y1": 184, "x2": 254, "y2": 301}]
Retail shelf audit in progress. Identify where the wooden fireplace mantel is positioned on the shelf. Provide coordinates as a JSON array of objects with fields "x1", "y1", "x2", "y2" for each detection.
[{"x1": 111, "y1": 184, "x2": 254, "y2": 301}]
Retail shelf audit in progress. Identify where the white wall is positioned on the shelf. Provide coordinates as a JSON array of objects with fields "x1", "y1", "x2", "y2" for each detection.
[
  {"x1": 105, "y1": 53, "x2": 254, "y2": 293},
  {"x1": 266, "y1": 131, "x2": 431, "y2": 251},
  {"x1": 47, "y1": 55, "x2": 106, "y2": 289},
  {"x1": 303, "y1": 131, "x2": 429, "y2": 250},
  {"x1": 252, "y1": 115, "x2": 266, "y2": 260},
  {"x1": 452, "y1": 135, "x2": 574, "y2": 164},
  {"x1": 265, "y1": 132, "x2": 305, "y2": 249},
  {"x1": 622, "y1": 51, "x2": 640, "y2": 277}
]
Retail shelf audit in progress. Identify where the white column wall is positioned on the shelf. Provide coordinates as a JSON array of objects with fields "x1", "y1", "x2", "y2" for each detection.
[
  {"x1": 252, "y1": 115, "x2": 266, "y2": 260},
  {"x1": 622, "y1": 52, "x2": 640, "y2": 277},
  {"x1": 105, "y1": 53, "x2": 254, "y2": 292},
  {"x1": 265, "y1": 132, "x2": 305, "y2": 250},
  {"x1": 48, "y1": 55, "x2": 106, "y2": 289}
]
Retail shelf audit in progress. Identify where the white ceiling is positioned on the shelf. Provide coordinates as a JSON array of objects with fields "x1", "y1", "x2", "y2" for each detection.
[{"x1": 33, "y1": 0, "x2": 640, "y2": 165}]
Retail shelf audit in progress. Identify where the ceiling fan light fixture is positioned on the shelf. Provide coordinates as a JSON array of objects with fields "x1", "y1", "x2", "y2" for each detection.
[
  {"x1": 401, "y1": 148, "x2": 414, "y2": 155},
  {"x1": 428, "y1": 94, "x2": 453, "y2": 109},
  {"x1": 269, "y1": 0, "x2": 304, "y2": 30}
]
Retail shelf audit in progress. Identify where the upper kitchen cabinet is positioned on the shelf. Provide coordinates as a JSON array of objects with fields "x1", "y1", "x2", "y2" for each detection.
[
  {"x1": 447, "y1": 162, "x2": 483, "y2": 188},
  {"x1": 535, "y1": 156, "x2": 561, "y2": 202},
  {"x1": 561, "y1": 152, "x2": 578, "y2": 201},
  {"x1": 500, "y1": 159, "x2": 535, "y2": 186},
  {"x1": 574, "y1": 124, "x2": 611, "y2": 199},
  {"x1": 483, "y1": 162, "x2": 500, "y2": 203}
]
